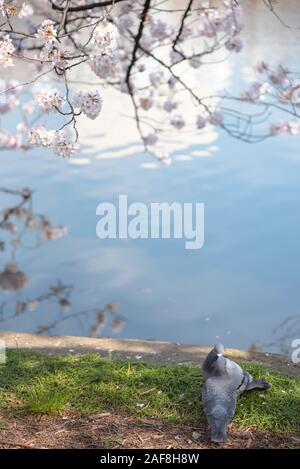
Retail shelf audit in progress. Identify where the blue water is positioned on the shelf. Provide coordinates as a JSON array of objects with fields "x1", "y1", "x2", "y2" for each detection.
[
  {"x1": 1, "y1": 130, "x2": 300, "y2": 353},
  {"x1": 1, "y1": 0, "x2": 300, "y2": 353}
]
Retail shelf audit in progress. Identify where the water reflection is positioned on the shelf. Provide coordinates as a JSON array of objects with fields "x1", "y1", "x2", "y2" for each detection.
[
  {"x1": 0, "y1": 187, "x2": 67, "y2": 261},
  {"x1": 0, "y1": 188, "x2": 125, "y2": 337},
  {"x1": 266, "y1": 315, "x2": 300, "y2": 355},
  {"x1": 0, "y1": 262, "x2": 29, "y2": 293}
]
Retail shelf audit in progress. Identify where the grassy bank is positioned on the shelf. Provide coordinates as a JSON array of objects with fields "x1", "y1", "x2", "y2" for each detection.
[{"x1": 0, "y1": 349, "x2": 299, "y2": 435}]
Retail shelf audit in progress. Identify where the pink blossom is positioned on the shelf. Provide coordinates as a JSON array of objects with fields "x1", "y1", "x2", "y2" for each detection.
[
  {"x1": 0, "y1": 129, "x2": 21, "y2": 149},
  {"x1": 35, "y1": 88, "x2": 64, "y2": 112},
  {"x1": 170, "y1": 50, "x2": 182, "y2": 64},
  {"x1": 287, "y1": 121, "x2": 300, "y2": 135},
  {"x1": 139, "y1": 34, "x2": 152, "y2": 51},
  {"x1": 240, "y1": 82, "x2": 271, "y2": 101},
  {"x1": 28, "y1": 126, "x2": 55, "y2": 147},
  {"x1": 149, "y1": 71, "x2": 164, "y2": 87},
  {"x1": 196, "y1": 115, "x2": 207, "y2": 129},
  {"x1": 155, "y1": 150, "x2": 171, "y2": 166},
  {"x1": 52, "y1": 131, "x2": 79, "y2": 157},
  {"x1": 255, "y1": 61, "x2": 270, "y2": 74},
  {"x1": 163, "y1": 99, "x2": 177, "y2": 113},
  {"x1": 89, "y1": 52, "x2": 119, "y2": 79},
  {"x1": 120, "y1": 2, "x2": 134, "y2": 14},
  {"x1": 117, "y1": 16, "x2": 134, "y2": 34},
  {"x1": 0, "y1": 94, "x2": 19, "y2": 113},
  {"x1": 143, "y1": 133, "x2": 158, "y2": 146},
  {"x1": 19, "y1": 3, "x2": 33, "y2": 18},
  {"x1": 269, "y1": 65, "x2": 289, "y2": 86},
  {"x1": 73, "y1": 90, "x2": 103, "y2": 120},
  {"x1": 36, "y1": 20, "x2": 57, "y2": 43},
  {"x1": 92, "y1": 21, "x2": 118, "y2": 53},
  {"x1": 139, "y1": 94, "x2": 154, "y2": 111},
  {"x1": 168, "y1": 77, "x2": 178, "y2": 89},
  {"x1": 0, "y1": 35, "x2": 15, "y2": 67},
  {"x1": 22, "y1": 100, "x2": 34, "y2": 115},
  {"x1": 269, "y1": 122, "x2": 287, "y2": 135},
  {"x1": 149, "y1": 18, "x2": 173, "y2": 41},
  {"x1": 52, "y1": 47, "x2": 68, "y2": 70},
  {"x1": 209, "y1": 111, "x2": 224, "y2": 126},
  {"x1": 170, "y1": 114, "x2": 185, "y2": 129},
  {"x1": 189, "y1": 56, "x2": 202, "y2": 69},
  {"x1": 225, "y1": 36, "x2": 243, "y2": 53},
  {"x1": 42, "y1": 225, "x2": 68, "y2": 240}
]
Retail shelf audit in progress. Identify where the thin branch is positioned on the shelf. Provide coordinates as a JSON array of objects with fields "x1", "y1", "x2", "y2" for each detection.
[
  {"x1": 172, "y1": 0, "x2": 193, "y2": 51},
  {"x1": 50, "y1": 0, "x2": 124, "y2": 13}
]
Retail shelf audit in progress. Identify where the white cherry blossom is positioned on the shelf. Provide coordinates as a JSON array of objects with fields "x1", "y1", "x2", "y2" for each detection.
[
  {"x1": 52, "y1": 131, "x2": 79, "y2": 157},
  {"x1": 73, "y1": 90, "x2": 103, "y2": 120},
  {"x1": 89, "y1": 52, "x2": 119, "y2": 79},
  {"x1": 0, "y1": 35, "x2": 15, "y2": 67},
  {"x1": 196, "y1": 115, "x2": 207, "y2": 129},
  {"x1": 170, "y1": 114, "x2": 185, "y2": 130},
  {"x1": 35, "y1": 89, "x2": 64, "y2": 112},
  {"x1": 155, "y1": 150, "x2": 171, "y2": 166},
  {"x1": 19, "y1": 3, "x2": 33, "y2": 18},
  {"x1": 143, "y1": 133, "x2": 158, "y2": 146},
  {"x1": 92, "y1": 21, "x2": 118, "y2": 53},
  {"x1": 225, "y1": 36, "x2": 243, "y2": 53},
  {"x1": 36, "y1": 20, "x2": 57, "y2": 43},
  {"x1": 28, "y1": 126, "x2": 56, "y2": 147}
]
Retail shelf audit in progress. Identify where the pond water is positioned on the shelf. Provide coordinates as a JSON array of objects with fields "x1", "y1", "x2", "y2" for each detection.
[{"x1": 1, "y1": 0, "x2": 300, "y2": 354}]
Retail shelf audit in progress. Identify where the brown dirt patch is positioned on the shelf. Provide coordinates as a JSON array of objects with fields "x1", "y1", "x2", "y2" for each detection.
[{"x1": 0, "y1": 411, "x2": 297, "y2": 449}]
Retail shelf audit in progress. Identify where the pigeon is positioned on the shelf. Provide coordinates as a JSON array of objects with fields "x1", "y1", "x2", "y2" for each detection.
[{"x1": 202, "y1": 343, "x2": 271, "y2": 443}]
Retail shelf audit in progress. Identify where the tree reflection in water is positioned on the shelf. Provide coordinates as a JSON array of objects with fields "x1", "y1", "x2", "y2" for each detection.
[
  {"x1": 265, "y1": 315, "x2": 300, "y2": 355},
  {"x1": 0, "y1": 187, "x2": 125, "y2": 337}
]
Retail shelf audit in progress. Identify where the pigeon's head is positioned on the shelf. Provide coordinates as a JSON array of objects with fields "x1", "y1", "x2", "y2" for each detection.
[
  {"x1": 213, "y1": 343, "x2": 225, "y2": 358},
  {"x1": 207, "y1": 404, "x2": 230, "y2": 444},
  {"x1": 210, "y1": 420, "x2": 228, "y2": 444}
]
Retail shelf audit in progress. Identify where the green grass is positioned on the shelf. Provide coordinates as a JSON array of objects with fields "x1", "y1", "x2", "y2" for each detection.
[{"x1": 0, "y1": 349, "x2": 299, "y2": 434}]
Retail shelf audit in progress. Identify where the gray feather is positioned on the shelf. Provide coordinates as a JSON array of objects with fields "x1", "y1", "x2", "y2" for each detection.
[{"x1": 202, "y1": 344, "x2": 271, "y2": 443}]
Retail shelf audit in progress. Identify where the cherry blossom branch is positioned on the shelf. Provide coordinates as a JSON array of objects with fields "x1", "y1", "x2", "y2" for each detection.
[
  {"x1": 1, "y1": 0, "x2": 300, "y2": 163},
  {"x1": 50, "y1": 0, "x2": 124, "y2": 13},
  {"x1": 172, "y1": 0, "x2": 193, "y2": 53},
  {"x1": 262, "y1": 0, "x2": 300, "y2": 30}
]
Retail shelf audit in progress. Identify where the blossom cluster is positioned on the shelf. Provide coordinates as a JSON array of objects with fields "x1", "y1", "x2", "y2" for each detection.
[
  {"x1": 0, "y1": 34, "x2": 15, "y2": 67},
  {"x1": 89, "y1": 20, "x2": 120, "y2": 80},
  {"x1": 36, "y1": 19, "x2": 57, "y2": 44},
  {"x1": 35, "y1": 88, "x2": 64, "y2": 112},
  {"x1": 36, "y1": 19, "x2": 67, "y2": 71},
  {"x1": 28, "y1": 127, "x2": 79, "y2": 157},
  {"x1": 73, "y1": 90, "x2": 103, "y2": 120},
  {"x1": 0, "y1": 129, "x2": 21, "y2": 149},
  {"x1": 240, "y1": 62, "x2": 300, "y2": 137},
  {"x1": 270, "y1": 121, "x2": 300, "y2": 136},
  {"x1": 0, "y1": 1, "x2": 32, "y2": 18},
  {"x1": 0, "y1": 1, "x2": 253, "y2": 161},
  {"x1": 91, "y1": 20, "x2": 119, "y2": 53},
  {"x1": 91, "y1": 0, "x2": 244, "y2": 163}
]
